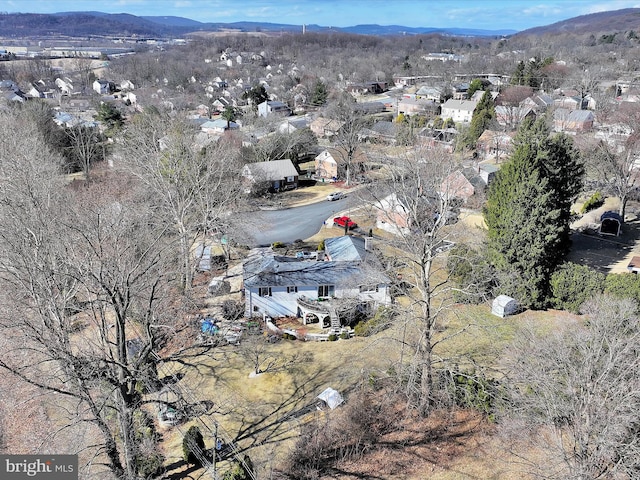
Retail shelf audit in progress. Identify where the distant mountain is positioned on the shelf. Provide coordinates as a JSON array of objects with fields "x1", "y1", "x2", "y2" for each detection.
[
  {"x1": 0, "y1": 11, "x2": 515, "y2": 38},
  {"x1": 517, "y1": 8, "x2": 640, "y2": 36}
]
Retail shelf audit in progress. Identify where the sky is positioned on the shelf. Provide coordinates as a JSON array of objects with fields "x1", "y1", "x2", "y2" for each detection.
[{"x1": 2, "y1": 0, "x2": 640, "y2": 32}]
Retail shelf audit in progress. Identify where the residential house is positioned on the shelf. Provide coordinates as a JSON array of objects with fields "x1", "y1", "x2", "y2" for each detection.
[
  {"x1": 494, "y1": 105, "x2": 536, "y2": 129},
  {"x1": 278, "y1": 116, "x2": 310, "y2": 134},
  {"x1": 314, "y1": 147, "x2": 367, "y2": 180},
  {"x1": 258, "y1": 100, "x2": 291, "y2": 118},
  {"x1": 55, "y1": 77, "x2": 74, "y2": 95},
  {"x1": 478, "y1": 162, "x2": 500, "y2": 185},
  {"x1": 201, "y1": 119, "x2": 239, "y2": 134},
  {"x1": 476, "y1": 129, "x2": 514, "y2": 161},
  {"x1": 243, "y1": 237, "x2": 391, "y2": 323},
  {"x1": 93, "y1": 79, "x2": 115, "y2": 95},
  {"x1": 375, "y1": 193, "x2": 411, "y2": 235},
  {"x1": 422, "y1": 52, "x2": 464, "y2": 62},
  {"x1": 452, "y1": 83, "x2": 470, "y2": 100},
  {"x1": 310, "y1": 117, "x2": 344, "y2": 138},
  {"x1": 361, "y1": 121, "x2": 398, "y2": 144},
  {"x1": 120, "y1": 80, "x2": 135, "y2": 90},
  {"x1": 354, "y1": 101, "x2": 386, "y2": 114},
  {"x1": 397, "y1": 98, "x2": 440, "y2": 117},
  {"x1": 27, "y1": 82, "x2": 53, "y2": 99},
  {"x1": 346, "y1": 81, "x2": 389, "y2": 96},
  {"x1": 554, "y1": 108, "x2": 595, "y2": 133},
  {"x1": 439, "y1": 170, "x2": 475, "y2": 203},
  {"x1": 441, "y1": 99, "x2": 478, "y2": 124},
  {"x1": 242, "y1": 159, "x2": 299, "y2": 192},
  {"x1": 415, "y1": 86, "x2": 445, "y2": 103},
  {"x1": 417, "y1": 127, "x2": 457, "y2": 152},
  {"x1": 553, "y1": 95, "x2": 581, "y2": 111}
]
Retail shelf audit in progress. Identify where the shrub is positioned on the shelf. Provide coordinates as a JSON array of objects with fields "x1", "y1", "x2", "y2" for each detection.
[
  {"x1": 581, "y1": 191, "x2": 604, "y2": 213},
  {"x1": 327, "y1": 333, "x2": 338, "y2": 341},
  {"x1": 550, "y1": 262, "x2": 605, "y2": 313},
  {"x1": 182, "y1": 425, "x2": 206, "y2": 466},
  {"x1": 446, "y1": 244, "x2": 495, "y2": 304},
  {"x1": 221, "y1": 300, "x2": 244, "y2": 321},
  {"x1": 135, "y1": 451, "x2": 165, "y2": 478},
  {"x1": 271, "y1": 241, "x2": 286, "y2": 249},
  {"x1": 605, "y1": 273, "x2": 640, "y2": 307},
  {"x1": 339, "y1": 331, "x2": 350, "y2": 340},
  {"x1": 317, "y1": 240, "x2": 325, "y2": 251}
]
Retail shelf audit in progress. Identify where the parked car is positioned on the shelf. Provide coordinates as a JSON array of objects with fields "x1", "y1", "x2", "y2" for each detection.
[
  {"x1": 327, "y1": 191, "x2": 346, "y2": 201},
  {"x1": 333, "y1": 216, "x2": 357, "y2": 229},
  {"x1": 296, "y1": 251, "x2": 317, "y2": 259}
]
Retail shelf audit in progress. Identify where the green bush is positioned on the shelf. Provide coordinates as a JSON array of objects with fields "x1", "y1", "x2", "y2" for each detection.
[
  {"x1": 550, "y1": 262, "x2": 605, "y2": 313},
  {"x1": 339, "y1": 331, "x2": 350, "y2": 340},
  {"x1": 182, "y1": 425, "x2": 206, "y2": 466},
  {"x1": 605, "y1": 273, "x2": 640, "y2": 307},
  {"x1": 135, "y1": 451, "x2": 165, "y2": 478},
  {"x1": 446, "y1": 244, "x2": 495, "y2": 304},
  {"x1": 317, "y1": 240, "x2": 325, "y2": 251},
  {"x1": 327, "y1": 333, "x2": 338, "y2": 341},
  {"x1": 271, "y1": 241, "x2": 286, "y2": 249},
  {"x1": 581, "y1": 191, "x2": 604, "y2": 214}
]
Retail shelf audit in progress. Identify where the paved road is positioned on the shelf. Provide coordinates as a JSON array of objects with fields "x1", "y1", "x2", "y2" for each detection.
[{"x1": 239, "y1": 195, "x2": 358, "y2": 246}]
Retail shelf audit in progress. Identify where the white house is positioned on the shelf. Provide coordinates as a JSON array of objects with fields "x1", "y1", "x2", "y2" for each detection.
[
  {"x1": 258, "y1": 100, "x2": 291, "y2": 118},
  {"x1": 93, "y1": 79, "x2": 115, "y2": 95},
  {"x1": 243, "y1": 237, "x2": 391, "y2": 324},
  {"x1": 441, "y1": 99, "x2": 478, "y2": 124}
]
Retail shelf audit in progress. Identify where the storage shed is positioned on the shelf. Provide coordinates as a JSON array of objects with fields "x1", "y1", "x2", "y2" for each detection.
[
  {"x1": 600, "y1": 211, "x2": 622, "y2": 236},
  {"x1": 491, "y1": 295, "x2": 519, "y2": 318}
]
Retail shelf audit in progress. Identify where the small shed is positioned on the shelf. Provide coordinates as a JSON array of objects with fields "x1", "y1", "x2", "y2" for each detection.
[
  {"x1": 317, "y1": 387, "x2": 344, "y2": 410},
  {"x1": 491, "y1": 295, "x2": 519, "y2": 318},
  {"x1": 600, "y1": 211, "x2": 622, "y2": 236}
]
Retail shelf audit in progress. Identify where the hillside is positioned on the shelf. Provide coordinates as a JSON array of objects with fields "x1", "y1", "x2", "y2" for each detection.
[
  {"x1": 517, "y1": 7, "x2": 640, "y2": 36},
  {"x1": 0, "y1": 11, "x2": 514, "y2": 38}
]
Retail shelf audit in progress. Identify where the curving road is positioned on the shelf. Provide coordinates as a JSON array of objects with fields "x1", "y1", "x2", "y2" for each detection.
[{"x1": 239, "y1": 195, "x2": 359, "y2": 246}]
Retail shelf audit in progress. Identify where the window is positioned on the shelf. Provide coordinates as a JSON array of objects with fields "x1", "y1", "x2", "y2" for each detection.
[
  {"x1": 318, "y1": 285, "x2": 335, "y2": 298},
  {"x1": 286, "y1": 176, "x2": 295, "y2": 183},
  {"x1": 287, "y1": 286, "x2": 298, "y2": 293},
  {"x1": 359, "y1": 284, "x2": 379, "y2": 293},
  {"x1": 259, "y1": 287, "x2": 272, "y2": 297},
  {"x1": 253, "y1": 306, "x2": 259, "y2": 312}
]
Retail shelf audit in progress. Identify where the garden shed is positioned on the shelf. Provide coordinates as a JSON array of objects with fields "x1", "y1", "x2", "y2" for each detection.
[
  {"x1": 491, "y1": 295, "x2": 519, "y2": 318},
  {"x1": 600, "y1": 211, "x2": 622, "y2": 236}
]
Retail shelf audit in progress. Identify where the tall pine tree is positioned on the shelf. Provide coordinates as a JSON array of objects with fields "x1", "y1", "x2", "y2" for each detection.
[{"x1": 483, "y1": 118, "x2": 583, "y2": 308}]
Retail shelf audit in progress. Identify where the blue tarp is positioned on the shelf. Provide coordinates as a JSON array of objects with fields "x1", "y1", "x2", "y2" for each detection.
[{"x1": 201, "y1": 318, "x2": 219, "y2": 335}]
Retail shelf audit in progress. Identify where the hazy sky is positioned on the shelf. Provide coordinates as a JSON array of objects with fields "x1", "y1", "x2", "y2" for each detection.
[{"x1": 2, "y1": 0, "x2": 640, "y2": 31}]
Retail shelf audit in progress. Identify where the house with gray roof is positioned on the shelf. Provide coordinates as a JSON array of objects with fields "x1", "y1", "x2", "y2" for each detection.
[
  {"x1": 243, "y1": 238, "x2": 391, "y2": 322},
  {"x1": 242, "y1": 158, "x2": 299, "y2": 192},
  {"x1": 441, "y1": 99, "x2": 478, "y2": 124}
]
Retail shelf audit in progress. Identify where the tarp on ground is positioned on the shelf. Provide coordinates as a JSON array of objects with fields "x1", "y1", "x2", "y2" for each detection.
[{"x1": 317, "y1": 387, "x2": 344, "y2": 410}]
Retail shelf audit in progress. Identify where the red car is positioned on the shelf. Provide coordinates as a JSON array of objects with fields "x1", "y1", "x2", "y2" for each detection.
[{"x1": 333, "y1": 216, "x2": 357, "y2": 229}]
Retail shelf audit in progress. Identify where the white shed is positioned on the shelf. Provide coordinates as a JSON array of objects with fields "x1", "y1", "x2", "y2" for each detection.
[{"x1": 491, "y1": 295, "x2": 519, "y2": 318}]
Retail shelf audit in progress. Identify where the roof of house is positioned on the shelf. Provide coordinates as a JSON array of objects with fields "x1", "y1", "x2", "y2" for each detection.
[
  {"x1": 324, "y1": 236, "x2": 368, "y2": 262},
  {"x1": 201, "y1": 119, "x2": 239, "y2": 130},
  {"x1": 243, "y1": 250, "x2": 387, "y2": 288},
  {"x1": 369, "y1": 121, "x2": 397, "y2": 137},
  {"x1": 243, "y1": 159, "x2": 298, "y2": 180},
  {"x1": 567, "y1": 110, "x2": 595, "y2": 122},
  {"x1": 442, "y1": 99, "x2": 478, "y2": 112}
]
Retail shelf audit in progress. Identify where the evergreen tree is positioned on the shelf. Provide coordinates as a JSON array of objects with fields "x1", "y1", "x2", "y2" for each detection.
[
  {"x1": 310, "y1": 79, "x2": 328, "y2": 106},
  {"x1": 462, "y1": 90, "x2": 495, "y2": 150},
  {"x1": 510, "y1": 61, "x2": 525, "y2": 85},
  {"x1": 483, "y1": 118, "x2": 583, "y2": 308}
]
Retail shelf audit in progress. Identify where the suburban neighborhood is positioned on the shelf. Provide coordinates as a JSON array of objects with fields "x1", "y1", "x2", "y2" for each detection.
[{"x1": 1, "y1": 4, "x2": 640, "y2": 480}]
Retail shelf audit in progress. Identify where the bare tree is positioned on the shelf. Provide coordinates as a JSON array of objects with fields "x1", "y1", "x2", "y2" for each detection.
[
  {"x1": 0, "y1": 109, "x2": 181, "y2": 479},
  {"x1": 582, "y1": 101, "x2": 640, "y2": 219},
  {"x1": 327, "y1": 98, "x2": 370, "y2": 186},
  {"x1": 64, "y1": 124, "x2": 104, "y2": 182},
  {"x1": 121, "y1": 109, "x2": 245, "y2": 290},
  {"x1": 366, "y1": 146, "x2": 467, "y2": 415},
  {"x1": 500, "y1": 294, "x2": 640, "y2": 479}
]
